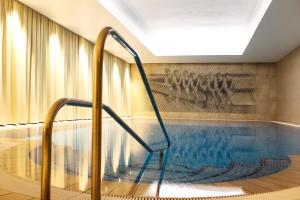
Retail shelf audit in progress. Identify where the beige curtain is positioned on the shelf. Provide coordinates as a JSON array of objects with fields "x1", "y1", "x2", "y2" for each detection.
[{"x1": 0, "y1": 0, "x2": 131, "y2": 125}]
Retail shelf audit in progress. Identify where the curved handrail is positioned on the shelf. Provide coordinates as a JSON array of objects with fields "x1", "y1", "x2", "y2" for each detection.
[
  {"x1": 41, "y1": 98, "x2": 85, "y2": 200},
  {"x1": 41, "y1": 98, "x2": 153, "y2": 199},
  {"x1": 40, "y1": 98, "x2": 90, "y2": 200},
  {"x1": 109, "y1": 29, "x2": 171, "y2": 147},
  {"x1": 41, "y1": 27, "x2": 170, "y2": 200},
  {"x1": 102, "y1": 104, "x2": 153, "y2": 153}
]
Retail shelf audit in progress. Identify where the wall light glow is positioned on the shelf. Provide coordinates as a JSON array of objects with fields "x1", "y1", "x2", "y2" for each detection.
[
  {"x1": 112, "y1": 62, "x2": 121, "y2": 112},
  {"x1": 6, "y1": 11, "x2": 26, "y2": 51},
  {"x1": 6, "y1": 10, "x2": 27, "y2": 122},
  {"x1": 79, "y1": 45, "x2": 89, "y2": 83},
  {"x1": 78, "y1": 134, "x2": 89, "y2": 191},
  {"x1": 124, "y1": 66, "x2": 131, "y2": 115},
  {"x1": 111, "y1": 63, "x2": 121, "y2": 173},
  {"x1": 49, "y1": 34, "x2": 60, "y2": 61},
  {"x1": 122, "y1": 67, "x2": 131, "y2": 166},
  {"x1": 49, "y1": 34, "x2": 64, "y2": 101}
]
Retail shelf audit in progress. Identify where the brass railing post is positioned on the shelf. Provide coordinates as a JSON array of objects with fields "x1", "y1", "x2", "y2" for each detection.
[
  {"x1": 41, "y1": 98, "x2": 92, "y2": 200},
  {"x1": 91, "y1": 26, "x2": 111, "y2": 200},
  {"x1": 41, "y1": 98, "x2": 68, "y2": 200}
]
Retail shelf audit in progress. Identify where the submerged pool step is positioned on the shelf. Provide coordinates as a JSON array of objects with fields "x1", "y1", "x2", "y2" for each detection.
[
  {"x1": 198, "y1": 163, "x2": 260, "y2": 183},
  {"x1": 201, "y1": 158, "x2": 291, "y2": 183},
  {"x1": 248, "y1": 158, "x2": 290, "y2": 178},
  {"x1": 103, "y1": 158, "x2": 290, "y2": 185},
  {"x1": 200, "y1": 158, "x2": 290, "y2": 183}
]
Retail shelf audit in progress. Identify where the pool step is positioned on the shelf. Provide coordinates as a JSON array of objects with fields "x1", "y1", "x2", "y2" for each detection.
[
  {"x1": 200, "y1": 162, "x2": 260, "y2": 183},
  {"x1": 103, "y1": 158, "x2": 290, "y2": 184},
  {"x1": 202, "y1": 158, "x2": 290, "y2": 183},
  {"x1": 248, "y1": 158, "x2": 290, "y2": 178}
]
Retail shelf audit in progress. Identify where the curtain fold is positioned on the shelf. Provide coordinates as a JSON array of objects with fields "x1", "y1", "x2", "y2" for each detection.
[
  {"x1": 0, "y1": 0, "x2": 131, "y2": 125},
  {"x1": 0, "y1": 0, "x2": 4, "y2": 124}
]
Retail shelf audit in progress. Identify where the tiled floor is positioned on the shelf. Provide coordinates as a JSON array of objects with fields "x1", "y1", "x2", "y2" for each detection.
[{"x1": 0, "y1": 189, "x2": 38, "y2": 200}]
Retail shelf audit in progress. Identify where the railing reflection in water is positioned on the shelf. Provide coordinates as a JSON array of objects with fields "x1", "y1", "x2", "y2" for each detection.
[{"x1": 0, "y1": 119, "x2": 138, "y2": 193}]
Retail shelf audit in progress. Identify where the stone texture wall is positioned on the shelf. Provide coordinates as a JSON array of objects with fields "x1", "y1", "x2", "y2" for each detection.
[
  {"x1": 277, "y1": 47, "x2": 300, "y2": 124},
  {"x1": 131, "y1": 63, "x2": 277, "y2": 121}
]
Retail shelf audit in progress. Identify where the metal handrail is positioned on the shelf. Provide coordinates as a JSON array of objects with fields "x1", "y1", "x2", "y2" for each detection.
[
  {"x1": 92, "y1": 27, "x2": 170, "y2": 200},
  {"x1": 102, "y1": 104, "x2": 153, "y2": 153},
  {"x1": 41, "y1": 98, "x2": 153, "y2": 199},
  {"x1": 109, "y1": 29, "x2": 171, "y2": 147},
  {"x1": 41, "y1": 27, "x2": 170, "y2": 200}
]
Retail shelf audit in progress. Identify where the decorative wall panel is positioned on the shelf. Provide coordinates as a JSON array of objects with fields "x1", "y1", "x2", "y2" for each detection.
[
  {"x1": 148, "y1": 69, "x2": 256, "y2": 114},
  {"x1": 131, "y1": 63, "x2": 276, "y2": 121}
]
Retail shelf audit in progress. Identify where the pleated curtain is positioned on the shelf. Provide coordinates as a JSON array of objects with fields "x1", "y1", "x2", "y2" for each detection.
[{"x1": 0, "y1": 0, "x2": 131, "y2": 125}]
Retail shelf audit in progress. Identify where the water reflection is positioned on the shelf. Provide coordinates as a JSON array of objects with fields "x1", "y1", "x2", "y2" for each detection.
[
  {"x1": 111, "y1": 125, "x2": 121, "y2": 173},
  {"x1": 0, "y1": 119, "x2": 300, "y2": 197},
  {"x1": 78, "y1": 126, "x2": 90, "y2": 191},
  {"x1": 0, "y1": 119, "x2": 140, "y2": 192},
  {"x1": 157, "y1": 149, "x2": 170, "y2": 197},
  {"x1": 123, "y1": 120, "x2": 131, "y2": 167}
]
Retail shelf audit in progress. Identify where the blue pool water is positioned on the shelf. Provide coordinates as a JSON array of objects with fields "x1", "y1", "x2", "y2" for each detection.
[
  {"x1": 1, "y1": 119, "x2": 300, "y2": 187},
  {"x1": 99, "y1": 120, "x2": 297, "y2": 184}
]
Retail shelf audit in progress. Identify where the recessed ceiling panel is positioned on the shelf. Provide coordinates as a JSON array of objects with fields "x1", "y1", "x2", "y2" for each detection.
[{"x1": 97, "y1": 0, "x2": 272, "y2": 56}]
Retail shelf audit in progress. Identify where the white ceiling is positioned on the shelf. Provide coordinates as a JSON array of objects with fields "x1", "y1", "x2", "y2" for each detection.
[
  {"x1": 18, "y1": 0, "x2": 300, "y2": 63},
  {"x1": 98, "y1": 0, "x2": 272, "y2": 56}
]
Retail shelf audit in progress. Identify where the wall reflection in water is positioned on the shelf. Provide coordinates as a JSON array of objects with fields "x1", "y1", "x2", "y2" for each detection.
[{"x1": 0, "y1": 119, "x2": 141, "y2": 192}]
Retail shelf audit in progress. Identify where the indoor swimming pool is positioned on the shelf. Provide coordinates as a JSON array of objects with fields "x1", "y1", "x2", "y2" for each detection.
[{"x1": 0, "y1": 119, "x2": 300, "y2": 197}]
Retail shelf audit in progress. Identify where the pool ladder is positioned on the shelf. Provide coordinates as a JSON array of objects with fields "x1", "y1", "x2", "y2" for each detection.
[{"x1": 40, "y1": 27, "x2": 171, "y2": 200}]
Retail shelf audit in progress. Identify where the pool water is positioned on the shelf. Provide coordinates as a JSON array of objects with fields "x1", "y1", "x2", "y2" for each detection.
[
  {"x1": 100, "y1": 119, "x2": 294, "y2": 184},
  {"x1": 1, "y1": 119, "x2": 300, "y2": 193}
]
